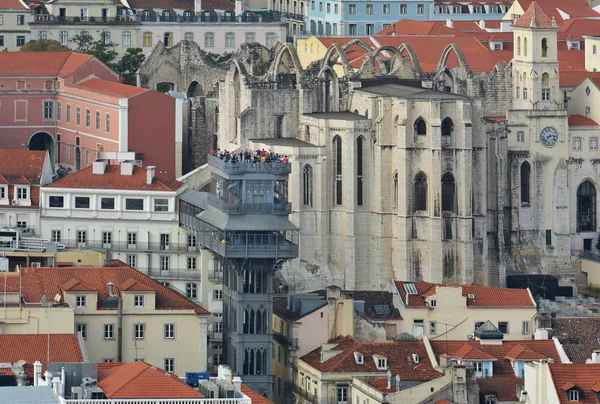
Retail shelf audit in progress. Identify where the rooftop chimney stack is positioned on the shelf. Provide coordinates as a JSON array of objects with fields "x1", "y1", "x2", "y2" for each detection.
[
  {"x1": 108, "y1": 282, "x2": 114, "y2": 296},
  {"x1": 395, "y1": 375, "x2": 401, "y2": 391},
  {"x1": 387, "y1": 370, "x2": 392, "y2": 389},
  {"x1": 92, "y1": 160, "x2": 107, "y2": 175},
  {"x1": 120, "y1": 160, "x2": 134, "y2": 176},
  {"x1": 232, "y1": 376, "x2": 242, "y2": 394},
  {"x1": 446, "y1": 19, "x2": 453, "y2": 28},
  {"x1": 146, "y1": 166, "x2": 156, "y2": 185}
]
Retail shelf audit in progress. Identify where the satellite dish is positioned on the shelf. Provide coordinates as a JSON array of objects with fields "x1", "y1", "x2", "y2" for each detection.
[{"x1": 54, "y1": 293, "x2": 62, "y2": 303}]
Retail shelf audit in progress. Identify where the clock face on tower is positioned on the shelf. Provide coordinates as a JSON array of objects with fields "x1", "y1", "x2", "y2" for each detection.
[{"x1": 540, "y1": 126, "x2": 559, "y2": 147}]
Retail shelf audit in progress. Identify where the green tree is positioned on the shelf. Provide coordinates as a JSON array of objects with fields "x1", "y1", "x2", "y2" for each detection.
[
  {"x1": 20, "y1": 39, "x2": 71, "y2": 52},
  {"x1": 116, "y1": 48, "x2": 145, "y2": 85},
  {"x1": 70, "y1": 31, "x2": 118, "y2": 68}
]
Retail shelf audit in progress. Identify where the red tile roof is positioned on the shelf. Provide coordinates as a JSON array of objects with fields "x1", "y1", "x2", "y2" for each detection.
[
  {"x1": 454, "y1": 344, "x2": 497, "y2": 361},
  {"x1": 120, "y1": 278, "x2": 155, "y2": 291},
  {"x1": 300, "y1": 335, "x2": 443, "y2": 381},
  {"x1": 0, "y1": 334, "x2": 83, "y2": 377},
  {"x1": 0, "y1": 0, "x2": 28, "y2": 9},
  {"x1": 558, "y1": 18, "x2": 600, "y2": 41},
  {"x1": 75, "y1": 78, "x2": 149, "y2": 98},
  {"x1": 99, "y1": 360, "x2": 204, "y2": 399},
  {"x1": 549, "y1": 364, "x2": 600, "y2": 404},
  {"x1": 560, "y1": 71, "x2": 600, "y2": 87},
  {"x1": 0, "y1": 150, "x2": 48, "y2": 184},
  {"x1": 241, "y1": 385, "x2": 274, "y2": 404},
  {"x1": 394, "y1": 281, "x2": 536, "y2": 308},
  {"x1": 569, "y1": 115, "x2": 599, "y2": 126},
  {"x1": 61, "y1": 278, "x2": 97, "y2": 292},
  {"x1": 431, "y1": 339, "x2": 562, "y2": 401},
  {"x1": 514, "y1": 2, "x2": 556, "y2": 29},
  {"x1": 517, "y1": 0, "x2": 600, "y2": 22},
  {"x1": 477, "y1": 374, "x2": 523, "y2": 401},
  {"x1": 46, "y1": 164, "x2": 184, "y2": 192},
  {"x1": 0, "y1": 52, "x2": 94, "y2": 77},
  {"x1": 505, "y1": 344, "x2": 548, "y2": 361},
  {"x1": 20, "y1": 263, "x2": 209, "y2": 315},
  {"x1": 376, "y1": 19, "x2": 461, "y2": 36}
]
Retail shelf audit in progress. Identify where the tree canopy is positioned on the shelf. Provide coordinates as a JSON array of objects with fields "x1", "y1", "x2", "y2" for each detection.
[{"x1": 20, "y1": 39, "x2": 71, "y2": 52}]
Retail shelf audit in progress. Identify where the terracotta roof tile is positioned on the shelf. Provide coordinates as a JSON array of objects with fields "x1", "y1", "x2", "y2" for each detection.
[
  {"x1": 558, "y1": 18, "x2": 600, "y2": 41},
  {"x1": 549, "y1": 364, "x2": 600, "y2": 403},
  {"x1": 0, "y1": 52, "x2": 92, "y2": 77},
  {"x1": 59, "y1": 53, "x2": 95, "y2": 78},
  {"x1": 394, "y1": 280, "x2": 535, "y2": 308},
  {"x1": 436, "y1": 399, "x2": 451, "y2": 404},
  {"x1": 75, "y1": 78, "x2": 149, "y2": 98},
  {"x1": 515, "y1": 2, "x2": 556, "y2": 29},
  {"x1": 97, "y1": 362, "x2": 125, "y2": 379},
  {"x1": 0, "y1": 334, "x2": 83, "y2": 377},
  {"x1": 505, "y1": 344, "x2": 547, "y2": 361},
  {"x1": 61, "y1": 278, "x2": 97, "y2": 292},
  {"x1": 569, "y1": 115, "x2": 599, "y2": 126},
  {"x1": 21, "y1": 263, "x2": 209, "y2": 315},
  {"x1": 0, "y1": 150, "x2": 48, "y2": 184},
  {"x1": 376, "y1": 19, "x2": 461, "y2": 36},
  {"x1": 300, "y1": 335, "x2": 443, "y2": 381},
  {"x1": 120, "y1": 278, "x2": 155, "y2": 291},
  {"x1": 517, "y1": 0, "x2": 600, "y2": 22},
  {"x1": 241, "y1": 385, "x2": 273, "y2": 404},
  {"x1": 99, "y1": 360, "x2": 204, "y2": 398},
  {"x1": 478, "y1": 374, "x2": 523, "y2": 401},
  {"x1": 46, "y1": 164, "x2": 184, "y2": 192},
  {"x1": 454, "y1": 344, "x2": 497, "y2": 361},
  {"x1": 0, "y1": 0, "x2": 28, "y2": 9}
]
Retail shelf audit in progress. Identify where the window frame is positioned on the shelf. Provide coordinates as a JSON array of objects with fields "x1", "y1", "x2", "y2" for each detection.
[
  {"x1": 134, "y1": 323, "x2": 146, "y2": 340},
  {"x1": 164, "y1": 323, "x2": 176, "y2": 339},
  {"x1": 75, "y1": 295, "x2": 87, "y2": 308},
  {"x1": 133, "y1": 295, "x2": 145, "y2": 308},
  {"x1": 49, "y1": 196, "x2": 64, "y2": 208},
  {"x1": 104, "y1": 323, "x2": 115, "y2": 340},
  {"x1": 153, "y1": 198, "x2": 169, "y2": 212},
  {"x1": 76, "y1": 323, "x2": 88, "y2": 340},
  {"x1": 125, "y1": 198, "x2": 144, "y2": 211}
]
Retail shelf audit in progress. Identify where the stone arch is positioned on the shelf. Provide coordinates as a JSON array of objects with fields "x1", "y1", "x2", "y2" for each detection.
[
  {"x1": 436, "y1": 67, "x2": 455, "y2": 92},
  {"x1": 271, "y1": 42, "x2": 303, "y2": 84},
  {"x1": 371, "y1": 46, "x2": 407, "y2": 75},
  {"x1": 318, "y1": 66, "x2": 339, "y2": 112},
  {"x1": 187, "y1": 80, "x2": 204, "y2": 99},
  {"x1": 437, "y1": 43, "x2": 473, "y2": 77},
  {"x1": 342, "y1": 38, "x2": 374, "y2": 53},
  {"x1": 322, "y1": 42, "x2": 352, "y2": 77},
  {"x1": 398, "y1": 43, "x2": 424, "y2": 77}
]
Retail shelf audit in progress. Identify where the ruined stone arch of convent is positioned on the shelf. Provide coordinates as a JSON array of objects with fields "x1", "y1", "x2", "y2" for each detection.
[{"x1": 138, "y1": 18, "x2": 599, "y2": 294}]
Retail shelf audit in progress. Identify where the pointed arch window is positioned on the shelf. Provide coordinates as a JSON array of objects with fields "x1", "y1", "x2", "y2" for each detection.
[
  {"x1": 542, "y1": 73, "x2": 550, "y2": 101},
  {"x1": 414, "y1": 117, "x2": 427, "y2": 137},
  {"x1": 414, "y1": 173, "x2": 427, "y2": 212},
  {"x1": 522, "y1": 72, "x2": 528, "y2": 99},
  {"x1": 442, "y1": 117, "x2": 454, "y2": 137},
  {"x1": 357, "y1": 136, "x2": 364, "y2": 206},
  {"x1": 441, "y1": 172, "x2": 456, "y2": 213},
  {"x1": 520, "y1": 161, "x2": 531, "y2": 204},
  {"x1": 517, "y1": 36, "x2": 521, "y2": 56},
  {"x1": 393, "y1": 171, "x2": 398, "y2": 211},
  {"x1": 577, "y1": 181, "x2": 596, "y2": 232},
  {"x1": 303, "y1": 164, "x2": 313, "y2": 207},
  {"x1": 541, "y1": 38, "x2": 548, "y2": 57},
  {"x1": 333, "y1": 136, "x2": 342, "y2": 205},
  {"x1": 516, "y1": 70, "x2": 520, "y2": 99}
]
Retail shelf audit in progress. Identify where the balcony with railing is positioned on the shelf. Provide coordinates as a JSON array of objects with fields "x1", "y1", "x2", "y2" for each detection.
[
  {"x1": 273, "y1": 330, "x2": 298, "y2": 350},
  {"x1": 209, "y1": 269, "x2": 224, "y2": 283},
  {"x1": 208, "y1": 154, "x2": 292, "y2": 176},
  {"x1": 32, "y1": 15, "x2": 139, "y2": 24},
  {"x1": 207, "y1": 194, "x2": 291, "y2": 215},
  {"x1": 291, "y1": 382, "x2": 318, "y2": 404},
  {"x1": 58, "y1": 239, "x2": 202, "y2": 254}
]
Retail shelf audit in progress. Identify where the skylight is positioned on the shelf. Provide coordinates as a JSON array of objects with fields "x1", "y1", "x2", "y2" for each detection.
[{"x1": 404, "y1": 283, "x2": 418, "y2": 295}]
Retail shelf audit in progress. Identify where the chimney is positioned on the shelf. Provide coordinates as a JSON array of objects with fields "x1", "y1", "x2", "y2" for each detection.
[
  {"x1": 235, "y1": 0, "x2": 242, "y2": 16},
  {"x1": 108, "y1": 282, "x2": 114, "y2": 296},
  {"x1": 386, "y1": 370, "x2": 392, "y2": 389},
  {"x1": 395, "y1": 375, "x2": 401, "y2": 391},
  {"x1": 480, "y1": 20, "x2": 485, "y2": 29},
  {"x1": 194, "y1": 0, "x2": 202, "y2": 13},
  {"x1": 120, "y1": 161, "x2": 134, "y2": 176},
  {"x1": 232, "y1": 376, "x2": 242, "y2": 393},
  {"x1": 33, "y1": 361, "x2": 42, "y2": 386},
  {"x1": 92, "y1": 160, "x2": 107, "y2": 175},
  {"x1": 592, "y1": 350, "x2": 600, "y2": 363},
  {"x1": 446, "y1": 19, "x2": 453, "y2": 28},
  {"x1": 146, "y1": 166, "x2": 156, "y2": 185}
]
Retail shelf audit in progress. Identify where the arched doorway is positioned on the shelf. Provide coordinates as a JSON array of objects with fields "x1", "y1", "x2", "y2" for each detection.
[
  {"x1": 28, "y1": 132, "x2": 54, "y2": 163},
  {"x1": 187, "y1": 81, "x2": 204, "y2": 99}
]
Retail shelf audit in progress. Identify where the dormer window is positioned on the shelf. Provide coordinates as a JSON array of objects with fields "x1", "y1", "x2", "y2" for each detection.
[
  {"x1": 76, "y1": 295, "x2": 86, "y2": 308},
  {"x1": 373, "y1": 355, "x2": 388, "y2": 369},
  {"x1": 354, "y1": 352, "x2": 364, "y2": 364},
  {"x1": 569, "y1": 389, "x2": 580, "y2": 401},
  {"x1": 570, "y1": 41, "x2": 580, "y2": 51},
  {"x1": 16, "y1": 186, "x2": 28, "y2": 200},
  {"x1": 134, "y1": 295, "x2": 145, "y2": 308}
]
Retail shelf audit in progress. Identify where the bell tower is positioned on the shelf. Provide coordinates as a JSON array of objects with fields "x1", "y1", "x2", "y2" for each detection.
[{"x1": 512, "y1": 2, "x2": 560, "y2": 110}]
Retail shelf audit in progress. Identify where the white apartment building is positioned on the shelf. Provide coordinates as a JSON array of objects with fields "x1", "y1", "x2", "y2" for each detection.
[
  {"x1": 39, "y1": 157, "x2": 224, "y2": 368},
  {"x1": 0, "y1": 0, "x2": 32, "y2": 51},
  {"x1": 27, "y1": 0, "x2": 287, "y2": 55}
]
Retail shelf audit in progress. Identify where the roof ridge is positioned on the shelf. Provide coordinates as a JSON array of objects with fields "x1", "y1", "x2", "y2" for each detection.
[{"x1": 105, "y1": 361, "x2": 150, "y2": 396}]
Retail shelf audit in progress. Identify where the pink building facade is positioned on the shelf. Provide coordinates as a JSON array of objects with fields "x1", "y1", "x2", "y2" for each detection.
[{"x1": 0, "y1": 52, "x2": 181, "y2": 177}]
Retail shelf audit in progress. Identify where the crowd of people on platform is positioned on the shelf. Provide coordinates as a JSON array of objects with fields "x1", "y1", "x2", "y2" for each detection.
[{"x1": 210, "y1": 148, "x2": 289, "y2": 164}]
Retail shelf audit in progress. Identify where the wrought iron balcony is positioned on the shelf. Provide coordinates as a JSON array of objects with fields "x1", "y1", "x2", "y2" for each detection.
[
  {"x1": 58, "y1": 239, "x2": 202, "y2": 254},
  {"x1": 273, "y1": 330, "x2": 298, "y2": 350},
  {"x1": 207, "y1": 194, "x2": 291, "y2": 215},
  {"x1": 208, "y1": 154, "x2": 292, "y2": 175},
  {"x1": 291, "y1": 383, "x2": 318, "y2": 404},
  {"x1": 32, "y1": 15, "x2": 139, "y2": 24}
]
